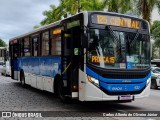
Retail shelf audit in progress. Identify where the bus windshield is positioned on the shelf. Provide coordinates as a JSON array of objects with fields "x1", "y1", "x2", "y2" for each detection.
[{"x1": 87, "y1": 28, "x2": 150, "y2": 69}]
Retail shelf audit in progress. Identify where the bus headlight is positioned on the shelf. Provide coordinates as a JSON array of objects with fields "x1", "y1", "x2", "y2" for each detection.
[
  {"x1": 87, "y1": 75, "x2": 99, "y2": 87},
  {"x1": 146, "y1": 78, "x2": 150, "y2": 85}
]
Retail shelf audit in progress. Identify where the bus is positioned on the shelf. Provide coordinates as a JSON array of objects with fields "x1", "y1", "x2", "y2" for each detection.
[
  {"x1": 0, "y1": 47, "x2": 7, "y2": 63},
  {"x1": 0, "y1": 46, "x2": 9, "y2": 74},
  {"x1": 9, "y1": 11, "x2": 151, "y2": 102},
  {"x1": 0, "y1": 46, "x2": 10, "y2": 76}
]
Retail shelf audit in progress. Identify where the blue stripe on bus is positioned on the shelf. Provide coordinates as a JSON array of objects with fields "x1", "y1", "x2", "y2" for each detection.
[
  {"x1": 13, "y1": 59, "x2": 19, "y2": 71},
  {"x1": 86, "y1": 66, "x2": 150, "y2": 92},
  {"x1": 86, "y1": 66, "x2": 151, "y2": 83},
  {"x1": 17, "y1": 56, "x2": 61, "y2": 77},
  {"x1": 99, "y1": 81, "x2": 146, "y2": 92}
]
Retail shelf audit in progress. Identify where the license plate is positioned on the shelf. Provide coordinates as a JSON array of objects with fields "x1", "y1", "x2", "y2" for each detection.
[{"x1": 119, "y1": 95, "x2": 133, "y2": 100}]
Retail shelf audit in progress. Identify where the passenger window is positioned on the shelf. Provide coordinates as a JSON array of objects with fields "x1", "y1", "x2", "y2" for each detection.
[
  {"x1": 51, "y1": 28, "x2": 61, "y2": 55},
  {"x1": 20, "y1": 39, "x2": 24, "y2": 57},
  {"x1": 42, "y1": 31, "x2": 49, "y2": 56},
  {"x1": 32, "y1": 37, "x2": 38, "y2": 56},
  {"x1": 24, "y1": 37, "x2": 30, "y2": 56},
  {"x1": 51, "y1": 36, "x2": 61, "y2": 55}
]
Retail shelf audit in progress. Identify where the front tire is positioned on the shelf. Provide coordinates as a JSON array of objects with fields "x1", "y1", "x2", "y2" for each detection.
[
  {"x1": 20, "y1": 71, "x2": 26, "y2": 87},
  {"x1": 4, "y1": 71, "x2": 7, "y2": 76},
  {"x1": 57, "y1": 79, "x2": 71, "y2": 103},
  {"x1": 151, "y1": 79, "x2": 158, "y2": 89}
]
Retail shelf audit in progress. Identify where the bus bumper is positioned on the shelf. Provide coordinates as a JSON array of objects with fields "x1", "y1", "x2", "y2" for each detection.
[{"x1": 79, "y1": 70, "x2": 151, "y2": 101}]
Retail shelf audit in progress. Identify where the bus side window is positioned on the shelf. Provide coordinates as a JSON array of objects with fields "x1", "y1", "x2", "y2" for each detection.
[
  {"x1": 51, "y1": 36, "x2": 61, "y2": 55},
  {"x1": 42, "y1": 31, "x2": 49, "y2": 56},
  {"x1": 19, "y1": 39, "x2": 24, "y2": 57},
  {"x1": 51, "y1": 28, "x2": 62, "y2": 55},
  {"x1": 24, "y1": 37, "x2": 31, "y2": 56},
  {"x1": 32, "y1": 37, "x2": 39, "y2": 56}
]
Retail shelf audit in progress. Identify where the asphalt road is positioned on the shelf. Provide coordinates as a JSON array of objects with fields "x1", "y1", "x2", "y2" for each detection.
[{"x1": 0, "y1": 74, "x2": 160, "y2": 120}]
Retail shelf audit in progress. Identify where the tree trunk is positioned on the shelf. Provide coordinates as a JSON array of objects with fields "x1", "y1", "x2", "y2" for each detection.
[{"x1": 77, "y1": 0, "x2": 80, "y2": 13}]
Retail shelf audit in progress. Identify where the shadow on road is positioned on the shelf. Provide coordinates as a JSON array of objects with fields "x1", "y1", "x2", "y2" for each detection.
[{"x1": 12, "y1": 82, "x2": 142, "y2": 112}]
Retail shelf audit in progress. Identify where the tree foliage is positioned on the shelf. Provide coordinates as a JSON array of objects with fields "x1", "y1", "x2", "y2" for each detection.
[
  {"x1": 39, "y1": 0, "x2": 133, "y2": 26},
  {"x1": 40, "y1": 5, "x2": 60, "y2": 25},
  {"x1": 107, "y1": 0, "x2": 132, "y2": 13},
  {"x1": 0, "y1": 38, "x2": 6, "y2": 47},
  {"x1": 151, "y1": 20, "x2": 160, "y2": 47},
  {"x1": 37, "y1": 0, "x2": 160, "y2": 26},
  {"x1": 151, "y1": 20, "x2": 160, "y2": 58},
  {"x1": 137, "y1": 0, "x2": 160, "y2": 24}
]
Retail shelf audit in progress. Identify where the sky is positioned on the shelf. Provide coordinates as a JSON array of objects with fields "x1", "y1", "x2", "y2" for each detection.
[
  {"x1": 0, "y1": 0, "x2": 160, "y2": 44},
  {"x1": 0, "y1": 0, "x2": 59, "y2": 43}
]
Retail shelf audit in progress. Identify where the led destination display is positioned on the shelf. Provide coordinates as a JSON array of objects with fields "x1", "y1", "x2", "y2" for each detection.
[{"x1": 91, "y1": 14, "x2": 141, "y2": 29}]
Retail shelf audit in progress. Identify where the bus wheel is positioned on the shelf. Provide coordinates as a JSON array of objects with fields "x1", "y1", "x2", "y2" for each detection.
[
  {"x1": 151, "y1": 79, "x2": 158, "y2": 89},
  {"x1": 20, "y1": 71, "x2": 26, "y2": 87},
  {"x1": 57, "y1": 80, "x2": 70, "y2": 103},
  {"x1": 4, "y1": 71, "x2": 7, "y2": 76}
]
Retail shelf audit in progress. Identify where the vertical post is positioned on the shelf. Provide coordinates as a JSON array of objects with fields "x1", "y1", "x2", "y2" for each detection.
[{"x1": 77, "y1": 0, "x2": 80, "y2": 13}]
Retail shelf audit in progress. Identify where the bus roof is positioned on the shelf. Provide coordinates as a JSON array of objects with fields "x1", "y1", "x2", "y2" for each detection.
[{"x1": 9, "y1": 11, "x2": 146, "y2": 42}]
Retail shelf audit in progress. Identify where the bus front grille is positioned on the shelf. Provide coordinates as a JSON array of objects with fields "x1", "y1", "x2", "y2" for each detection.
[{"x1": 101, "y1": 74, "x2": 146, "y2": 79}]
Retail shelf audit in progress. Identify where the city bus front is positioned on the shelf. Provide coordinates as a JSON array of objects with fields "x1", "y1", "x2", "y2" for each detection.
[{"x1": 79, "y1": 12, "x2": 151, "y2": 101}]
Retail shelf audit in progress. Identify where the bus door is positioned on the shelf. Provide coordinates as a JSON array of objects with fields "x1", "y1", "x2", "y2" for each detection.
[
  {"x1": 61, "y1": 21, "x2": 82, "y2": 98},
  {"x1": 10, "y1": 40, "x2": 19, "y2": 80}
]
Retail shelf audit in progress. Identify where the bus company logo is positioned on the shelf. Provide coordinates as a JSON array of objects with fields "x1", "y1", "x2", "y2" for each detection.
[
  {"x1": 2, "y1": 112, "x2": 11, "y2": 118},
  {"x1": 112, "y1": 87, "x2": 122, "y2": 91},
  {"x1": 122, "y1": 80, "x2": 131, "y2": 83},
  {"x1": 134, "y1": 86, "x2": 140, "y2": 90}
]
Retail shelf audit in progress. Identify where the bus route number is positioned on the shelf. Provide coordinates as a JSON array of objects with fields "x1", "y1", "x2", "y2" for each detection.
[{"x1": 97, "y1": 15, "x2": 107, "y2": 24}]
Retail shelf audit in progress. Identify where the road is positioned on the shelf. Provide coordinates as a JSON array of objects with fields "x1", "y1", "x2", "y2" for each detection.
[{"x1": 0, "y1": 74, "x2": 160, "y2": 120}]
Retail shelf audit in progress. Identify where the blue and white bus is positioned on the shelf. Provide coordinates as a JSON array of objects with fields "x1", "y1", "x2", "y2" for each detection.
[
  {"x1": 0, "y1": 47, "x2": 7, "y2": 63},
  {"x1": 9, "y1": 11, "x2": 151, "y2": 102}
]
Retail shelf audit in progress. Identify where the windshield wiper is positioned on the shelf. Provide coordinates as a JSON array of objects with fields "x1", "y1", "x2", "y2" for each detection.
[
  {"x1": 126, "y1": 35, "x2": 131, "y2": 55},
  {"x1": 130, "y1": 29, "x2": 140, "y2": 47},
  {"x1": 105, "y1": 26, "x2": 119, "y2": 44},
  {"x1": 105, "y1": 26, "x2": 122, "y2": 60}
]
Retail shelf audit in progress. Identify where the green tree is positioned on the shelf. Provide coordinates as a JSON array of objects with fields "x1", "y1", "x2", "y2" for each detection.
[
  {"x1": 39, "y1": 0, "x2": 160, "y2": 26},
  {"x1": 40, "y1": 0, "x2": 107, "y2": 25},
  {"x1": 54, "y1": 0, "x2": 68, "y2": 20},
  {"x1": 151, "y1": 20, "x2": 160, "y2": 58},
  {"x1": 80, "y1": 0, "x2": 106, "y2": 11},
  {"x1": 41, "y1": 5, "x2": 59, "y2": 25},
  {"x1": 39, "y1": 0, "x2": 134, "y2": 26},
  {"x1": 57, "y1": 0, "x2": 132, "y2": 15},
  {"x1": 107, "y1": 0, "x2": 132, "y2": 13},
  {"x1": 33, "y1": 25, "x2": 41, "y2": 29},
  {"x1": 151, "y1": 20, "x2": 160, "y2": 46},
  {"x1": 136, "y1": 0, "x2": 160, "y2": 24},
  {"x1": 0, "y1": 38, "x2": 6, "y2": 47},
  {"x1": 151, "y1": 43, "x2": 158, "y2": 59}
]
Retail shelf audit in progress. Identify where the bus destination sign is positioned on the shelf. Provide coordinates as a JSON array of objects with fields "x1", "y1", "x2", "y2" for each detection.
[{"x1": 91, "y1": 14, "x2": 141, "y2": 29}]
